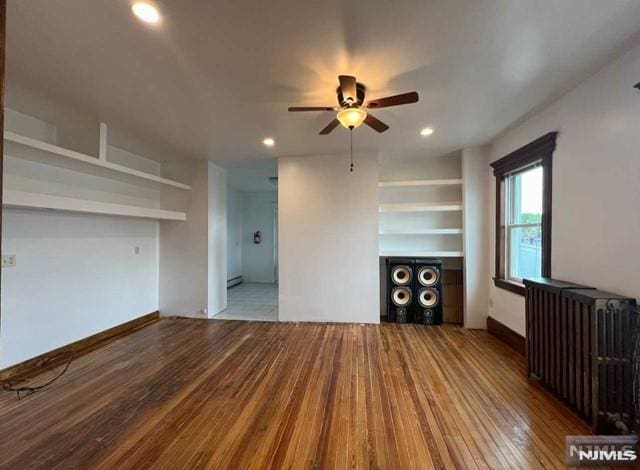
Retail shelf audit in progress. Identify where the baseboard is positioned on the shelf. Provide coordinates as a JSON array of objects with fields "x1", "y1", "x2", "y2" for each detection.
[
  {"x1": 486, "y1": 316, "x2": 525, "y2": 355},
  {"x1": 227, "y1": 276, "x2": 243, "y2": 288},
  {"x1": 0, "y1": 311, "x2": 160, "y2": 383}
]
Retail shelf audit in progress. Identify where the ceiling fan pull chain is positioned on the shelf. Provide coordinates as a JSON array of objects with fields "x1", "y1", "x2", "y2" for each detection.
[{"x1": 350, "y1": 129, "x2": 354, "y2": 172}]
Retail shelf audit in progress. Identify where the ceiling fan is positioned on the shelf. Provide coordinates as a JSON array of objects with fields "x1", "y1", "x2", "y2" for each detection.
[{"x1": 288, "y1": 75, "x2": 419, "y2": 135}]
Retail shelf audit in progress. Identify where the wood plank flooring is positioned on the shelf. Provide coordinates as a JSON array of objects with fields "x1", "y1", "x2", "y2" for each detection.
[{"x1": 0, "y1": 319, "x2": 591, "y2": 469}]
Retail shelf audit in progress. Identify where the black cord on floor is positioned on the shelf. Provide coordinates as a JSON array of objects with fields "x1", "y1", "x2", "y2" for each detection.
[{"x1": 2, "y1": 351, "x2": 74, "y2": 400}]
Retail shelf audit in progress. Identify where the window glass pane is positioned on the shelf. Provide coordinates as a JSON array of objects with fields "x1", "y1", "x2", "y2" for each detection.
[
  {"x1": 510, "y1": 166, "x2": 542, "y2": 224},
  {"x1": 509, "y1": 226, "x2": 542, "y2": 280}
]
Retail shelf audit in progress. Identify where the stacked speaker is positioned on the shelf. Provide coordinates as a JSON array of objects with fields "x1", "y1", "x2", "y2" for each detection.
[
  {"x1": 387, "y1": 258, "x2": 443, "y2": 325},
  {"x1": 387, "y1": 259, "x2": 414, "y2": 323}
]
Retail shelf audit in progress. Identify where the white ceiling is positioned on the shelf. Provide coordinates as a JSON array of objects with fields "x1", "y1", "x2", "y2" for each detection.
[{"x1": 6, "y1": 0, "x2": 640, "y2": 167}]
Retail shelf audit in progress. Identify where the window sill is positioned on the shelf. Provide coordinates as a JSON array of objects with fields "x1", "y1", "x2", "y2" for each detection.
[{"x1": 493, "y1": 278, "x2": 525, "y2": 296}]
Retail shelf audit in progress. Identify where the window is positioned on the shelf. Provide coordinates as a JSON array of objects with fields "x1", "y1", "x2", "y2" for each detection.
[
  {"x1": 491, "y1": 133, "x2": 556, "y2": 296},
  {"x1": 505, "y1": 165, "x2": 542, "y2": 282}
]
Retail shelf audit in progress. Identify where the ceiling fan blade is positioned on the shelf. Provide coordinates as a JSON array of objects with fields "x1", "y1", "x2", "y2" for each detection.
[
  {"x1": 319, "y1": 119, "x2": 340, "y2": 135},
  {"x1": 338, "y1": 75, "x2": 357, "y2": 103},
  {"x1": 364, "y1": 114, "x2": 389, "y2": 133},
  {"x1": 366, "y1": 91, "x2": 419, "y2": 109},
  {"x1": 288, "y1": 106, "x2": 335, "y2": 112}
]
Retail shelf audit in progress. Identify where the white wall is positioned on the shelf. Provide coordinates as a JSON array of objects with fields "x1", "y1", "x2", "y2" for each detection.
[
  {"x1": 1, "y1": 110, "x2": 160, "y2": 368},
  {"x1": 1, "y1": 211, "x2": 158, "y2": 368},
  {"x1": 208, "y1": 163, "x2": 227, "y2": 315},
  {"x1": 159, "y1": 160, "x2": 227, "y2": 318},
  {"x1": 462, "y1": 147, "x2": 491, "y2": 329},
  {"x1": 159, "y1": 161, "x2": 209, "y2": 317},
  {"x1": 487, "y1": 41, "x2": 640, "y2": 335},
  {"x1": 241, "y1": 191, "x2": 277, "y2": 283},
  {"x1": 226, "y1": 187, "x2": 243, "y2": 281},
  {"x1": 106, "y1": 145, "x2": 162, "y2": 176},
  {"x1": 278, "y1": 153, "x2": 379, "y2": 323},
  {"x1": 5, "y1": 108, "x2": 57, "y2": 143},
  {"x1": 1, "y1": 102, "x2": 231, "y2": 367}
]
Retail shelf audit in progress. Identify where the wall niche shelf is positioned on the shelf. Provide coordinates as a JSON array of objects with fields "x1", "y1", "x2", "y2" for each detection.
[
  {"x1": 378, "y1": 202, "x2": 463, "y2": 213},
  {"x1": 378, "y1": 153, "x2": 464, "y2": 258},
  {"x1": 378, "y1": 178, "x2": 462, "y2": 188},
  {"x1": 379, "y1": 228, "x2": 463, "y2": 235},
  {"x1": 379, "y1": 251, "x2": 464, "y2": 258},
  {"x1": 3, "y1": 190, "x2": 187, "y2": 221},
  {"x1": 4, "y1": 131, "x2": 191, "y2": 191}
]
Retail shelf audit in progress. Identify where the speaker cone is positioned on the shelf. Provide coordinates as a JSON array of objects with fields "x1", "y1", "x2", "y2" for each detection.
[
  {"x1": 418, "y1": 266, "x2": 440, "y2": 287},
  {"x1": 418, "y1": 288, "x2": 439, "y2": 308},
  {"x1": 391, "y1": 287, "x2": 412, "y2": 307},
  {"x1": 391, "y1": 265, "x2": 412, "y2": 285}
]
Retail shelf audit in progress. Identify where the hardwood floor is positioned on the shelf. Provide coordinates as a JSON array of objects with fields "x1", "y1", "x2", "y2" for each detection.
[{"x1": 0, "y1": 319, "x2": 590, "y2": 469}]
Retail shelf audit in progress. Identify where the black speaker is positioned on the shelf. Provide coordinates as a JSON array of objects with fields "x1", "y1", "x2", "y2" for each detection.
[
  {"x1": 387, "y1": 258, "x2": 414, "y2": 323},
  {"x1": 413, "y1": 259, "x2": 443, "y2": 325}
]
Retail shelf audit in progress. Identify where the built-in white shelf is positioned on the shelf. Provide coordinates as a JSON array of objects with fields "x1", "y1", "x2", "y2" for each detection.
[
  {"x1": 378, "y1": 178, "x2": 463, "y2": 188},
  {"x1": 4, "y1": 131, "x2": 191, "y2": 191},
  {"x1": 379, "y1": 251, "x2": 464, "y2": 258},
  {"x1": 3, "y1": 190, "x2": 186, "y2": 221},
  {"x1": 379, "y1": 202, "x2": 463, "y2": 213},
  {"x1": 379, "y1": 228, "x2": 463, "y2": 235},
  {"x1": 378, "y1": 154, "x2": 464, "y2": 258}
]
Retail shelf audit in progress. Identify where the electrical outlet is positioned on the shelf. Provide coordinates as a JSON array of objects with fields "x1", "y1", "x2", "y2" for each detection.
[
  {"x1": 2, "y1": 255, "x2": 16, "y2": 268},
  {"x1": 134, "y1": 246, "x2": 140, "y2": 255}
]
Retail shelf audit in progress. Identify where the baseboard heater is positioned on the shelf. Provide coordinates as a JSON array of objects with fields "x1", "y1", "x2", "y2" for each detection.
[
  {"x1": 524, "y1": 278, "x2": 638, "y2": 434},
  {"x1": 227, "y1": 276, "x2": 243, "y2": 288}
]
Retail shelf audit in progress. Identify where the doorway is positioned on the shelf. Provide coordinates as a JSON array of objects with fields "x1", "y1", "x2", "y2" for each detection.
[{"x1": 216, "y1": 163, "x2": 278, "y2": 321}]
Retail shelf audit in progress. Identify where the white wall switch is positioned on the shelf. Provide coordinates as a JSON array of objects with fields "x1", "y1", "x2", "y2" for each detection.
[{"x1": 2, "y1": 255, "x2": 17, "y2": 268}]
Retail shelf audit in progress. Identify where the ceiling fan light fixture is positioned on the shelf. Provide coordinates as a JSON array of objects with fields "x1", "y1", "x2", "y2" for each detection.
[{"x1": 337, "y1": 107, "x2": 367, "y2": 129}]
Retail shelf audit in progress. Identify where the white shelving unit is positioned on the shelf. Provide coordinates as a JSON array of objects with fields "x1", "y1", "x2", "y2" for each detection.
[
  {"x1": 378, "y1": 153, "x2": 464, "y2": 258},
  {"x1": 379, "y1": 202, "x2": 463, "y2": 213},
  {"x1": 3, "y1": 115, "x2": 191, "y2": 222},
  {"x1": 3, "y1": 190, "x2": 186, "y2": 221},
  {"x1": 379, "y1": 228, "x2": 463, "y2": 235},
  {"x1": 380, "y1": 250, "x2": 464, "y2": 258},
  {"x1": 4, "y1": 131, "x2": 191, "y2": 191},
  {"x1": 378, "y1": 178, "x2": 462, "y2": 188}
]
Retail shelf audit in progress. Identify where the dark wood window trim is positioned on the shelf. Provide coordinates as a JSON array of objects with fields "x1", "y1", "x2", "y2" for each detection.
[{"x1": 490, "y1": 132, "x2": 556, "y2": 296}]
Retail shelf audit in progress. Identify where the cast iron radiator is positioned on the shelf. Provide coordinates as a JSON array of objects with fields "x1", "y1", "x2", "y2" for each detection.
[{"x1": 524, "y1": 277, "x2": 638, "y2": 433}]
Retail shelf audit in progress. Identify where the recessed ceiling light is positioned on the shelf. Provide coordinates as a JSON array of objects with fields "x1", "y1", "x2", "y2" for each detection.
[
  {"x1": 132, "y1": 2, "x2": 160, "y2": 24},
  {"x1": 420, "y1": 127, "x2": 434, "y2": 136},
  {"x1": 263, "y1": 138, "x2": 275, "y2": 147}
]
